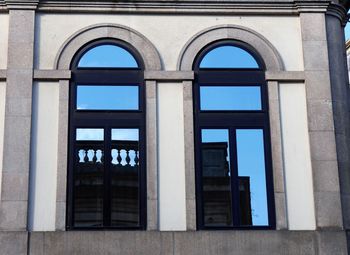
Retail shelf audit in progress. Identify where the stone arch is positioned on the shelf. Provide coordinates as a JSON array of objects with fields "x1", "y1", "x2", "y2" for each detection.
[
  {"x1": 55, "y1": 23, "x2": 162, "y2": 70},
  {"x1": 177, "y1": 25, "x2": 284, "y2": 71}
]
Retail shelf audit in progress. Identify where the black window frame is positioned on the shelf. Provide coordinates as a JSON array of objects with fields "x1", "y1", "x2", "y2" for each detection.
[
  {"x1": 66, "y1": 39, "x2": 147, "y2": 230},
  {"x1": 194, "y1": 40, "x2": 276, "y2": 230}
]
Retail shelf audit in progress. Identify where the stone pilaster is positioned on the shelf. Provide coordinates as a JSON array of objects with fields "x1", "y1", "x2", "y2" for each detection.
[
  {"x1": 0, "y1": 1, "x2": 37, "y2": 230},
  {"x1": 300, "y1": 11, "x2": 343, "y2": 229},
  {"x1": 326, "y1": 2, "x2": 350, "y2": 231}
]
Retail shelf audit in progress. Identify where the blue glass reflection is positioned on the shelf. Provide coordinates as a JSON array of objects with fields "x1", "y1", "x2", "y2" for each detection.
[
  {"x1": 236, "y1": 129, "x2": 268, "y2": 226},
  {"x1": 200, "y1": 86, "x2": 261, "y2": 111},
  {"x1": 78, "y1": 45, "x2": 138, "y2": 68},
  {"x1": 77, "y1": 85, "x2": 139, "y2": 110},
  {"x1": 200, "y1": 46, "x2": 259, "y2": 68},
  {"x1": 112, "y1": 129, "x2": 139, "y2": 141},
  {"x1": 76, "y1": 128, "x2": 104, "y2": 141},
  {"x1": 111, "y1": 129, "x2": 139, "y2": 167}
]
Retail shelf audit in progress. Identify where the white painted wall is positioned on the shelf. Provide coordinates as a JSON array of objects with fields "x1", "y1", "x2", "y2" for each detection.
[
  {"x1": 29, "y1": 82, "x2": 59, "y2": 231},
  {"x1": 279, "y1": 83, "x2": 316, "y2": 230},
  {"x1": 0, "y1": 14, "x2": 9, "y2": 69},
  {"x1": 36, "y1": 14, "x2": 303, "y2": 71},
  {"x1": 0, "y1": 82, "x2": 6, "y2": 200},
  {"x1": 158, "y1": 82, "x2": 187, "y2": 231}
]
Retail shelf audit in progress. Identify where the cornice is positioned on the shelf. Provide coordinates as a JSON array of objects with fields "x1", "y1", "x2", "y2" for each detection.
[
  {"x1": 32, "y1": 1, "x2": 333, "y2": 15},
  {"x1": 295, "y1": 0, "x2": 330, "y2": 12},
  {"x1": 5, "y1": 0, "x2": 39, "y2": 10},
  {"x1": 326, "y1": 3, "x2": 347, "y2": 25},
  {"x1": 0, "y1": 0, "x2": 339, "y2": 14}
]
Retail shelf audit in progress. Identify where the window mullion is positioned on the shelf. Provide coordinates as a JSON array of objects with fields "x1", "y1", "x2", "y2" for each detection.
[
  {"x1": 103, "y1": 127, "x2": 112, "y2": 227},
  {"x1": 229, "y1": 127, "x2": 240, "y2": 227}
]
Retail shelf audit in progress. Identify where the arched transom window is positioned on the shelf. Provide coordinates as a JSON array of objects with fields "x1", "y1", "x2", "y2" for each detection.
[
  {"x1": 67, "y1": 40, "x2": 146, "y2": 230},
  {"x1": 193, "y1": 41, "x2": 275, "y2": 229}
]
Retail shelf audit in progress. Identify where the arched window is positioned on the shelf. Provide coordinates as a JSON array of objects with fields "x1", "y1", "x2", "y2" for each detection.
[
  {"x1": 67, "y1": 40, "x2": 146, "y2": 230},
  {"x1": 194, "y1": 41, "x2": 275, "y2": 229}
]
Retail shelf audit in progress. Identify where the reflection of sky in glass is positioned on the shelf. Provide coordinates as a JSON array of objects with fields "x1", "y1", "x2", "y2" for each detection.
[
  {"x1": 200, "y1": 46, "x2": 259, "y2": 68},
  {"x1": 200, "y1": 86, "x2": 262, "y2": 110},
  {"x1": 202, "y1": 129, "x2": 228, "y2": 143},
  {"x1": 112, "y1": 129, "x2": 139, "y2": 141},
  {"x1": 76, "y1": 128, "x2": 104, "y2": 141},
  {"x1": 236, "y1": 129, "x2": 268, "y2": 226},
  {"x1": 77, "y1": 85, "x2": 139, "y2": 110},
  {"x1": 78, "y1": 45, "x2": 138, "y2": 68},
  {"x1": 112, "y1": 129, "x2": 139, "y2": 166}
]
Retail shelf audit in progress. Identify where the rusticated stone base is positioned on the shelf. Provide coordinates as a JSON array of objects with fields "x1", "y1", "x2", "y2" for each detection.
[{"x1": 1, "y1": 230, "x2": 347, "y2": 255}]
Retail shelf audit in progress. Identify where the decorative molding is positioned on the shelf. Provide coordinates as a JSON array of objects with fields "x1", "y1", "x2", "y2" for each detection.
[
  {"x1": 144, "y1": 71, "x2": 194, "y2": 81},
  {"x1": 55, "y1": 24, "x2": 161, "y2": 71},
  {"x1": 178, "y1": 25, "x2": 284, "y2": 72},
  {"x1": 36, "y1": 1, "x2": 298, "y2": 15},
  {"x1": 0, "y1": 0, "x2": 337, "y2": 15},
  {"x1": 33, "y1": 70, "x2": 71, "y2": 80},
  {"x1": 5, "y1": 0, "x2": 38, "y2": 10},
  {"x1": 0, "y1": 0, "x2": 345, "y2": 14},
  {"x1": 295, "y1": 0, "x2": 329, "y2": 13},
  {"x1": 326, "y1": 3, "x2": 348, "y2": 26}
]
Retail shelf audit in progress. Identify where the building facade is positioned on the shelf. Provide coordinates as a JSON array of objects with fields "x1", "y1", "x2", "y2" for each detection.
[{"x1": 0, "y1": 0, "x2": 349, "y2": 254}]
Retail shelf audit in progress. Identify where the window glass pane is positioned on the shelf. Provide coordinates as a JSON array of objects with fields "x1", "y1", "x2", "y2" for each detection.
[
  {"x1": 200, "y1": 46, "x2": 259, "y2": 68},
  {"x1": 78, "y1": 45, "x2": 138, "y2": 68},
  {"x1": 76, "y1": 128, "x2": 104, "y2": 141},
  {"x1": 77, "y1": 85, "x2": 139, "y2": 110},
  {"x1": 201, "y1": 129, "x2": 232, "y2": 226},
  {"x1": 111, "y1": 129, "x2": 140, "y2": 227},
  {"x1": 74, "y1": 128, "x2": 104, "y2": 227},
  {"x1": 236, "y1": 129, "x2": 268, "y2": 226},
  {"x1": 200, "y1": 86, "x2": 262, "y2": 111}
]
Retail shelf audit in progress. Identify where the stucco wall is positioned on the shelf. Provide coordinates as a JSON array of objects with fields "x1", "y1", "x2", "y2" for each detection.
[
  {"x1": 28, "y1": 82, "x2": 59, "y2": 231},
  {"x1": 35, "y1": 14, "x2": 304, "y2": 71},
  {"x1": 279, "y1": 82, "x2": 316, "y2": 230},
  {"x1": 158, "y1": 82, "x2": 187, "y2": 231}
]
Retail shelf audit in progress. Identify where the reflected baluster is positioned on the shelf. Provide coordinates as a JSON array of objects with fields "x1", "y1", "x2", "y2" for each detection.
[
  {"x1": 101, "y1": 150, "x2": 104, "y2": 163},
  {"x1": 84, "y1": 149, "x2": 89, "y2": 162},
  {"x1": 77, "y1": 149, "x2": 82, "y2": 163},
  {"x1": 117, "y1": 149, "x2": 122, "y2": 166},
  {"x1": 126, "y1": 149, "x2": 131, "y2": 166},
  {"x1": 93, "y1": 149, "x2": 97, "y2": 163},
  {"x1": 135, "y1": 150, "x2": 139, "y2": 165}
]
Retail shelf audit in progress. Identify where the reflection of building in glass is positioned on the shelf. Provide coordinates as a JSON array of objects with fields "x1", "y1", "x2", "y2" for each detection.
[
  {"x1": 74, "y1": 140, "x2": 139, "y2": 227},
  {"x1": 202, "y1": 142, "x2": 230, "y2": 177},
  {"x1": 239, "y1": 177, "x2": 252, "y2": 225},
  {"x1": 202, "y1": 142, "x2": 232, "y2": 226},
  {"x1": 202, "y1": 142, "x2": 253, "y2": 226}
]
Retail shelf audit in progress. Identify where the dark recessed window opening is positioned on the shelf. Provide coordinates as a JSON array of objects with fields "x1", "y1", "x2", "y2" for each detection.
[
  {"x1": 67, "y1": 40, "x2": 146, "y2": 230},
  {"x1": 194, "y1": 41, "x2": 275, "y2": 230}
]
